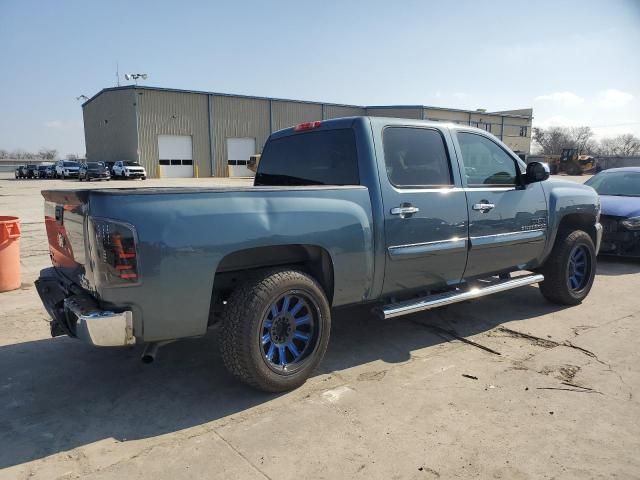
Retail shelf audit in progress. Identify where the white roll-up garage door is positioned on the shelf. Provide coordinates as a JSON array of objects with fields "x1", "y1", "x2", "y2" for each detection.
[
  {"x1": 158, "y1": 135, "x2": 193, "y2": 178},
  {"x1": 227, "y1": 138, "x2": 256, "y2": 177}
]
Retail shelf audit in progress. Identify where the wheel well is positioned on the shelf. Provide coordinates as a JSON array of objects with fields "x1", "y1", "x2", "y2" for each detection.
[
  {"x1": 557, "y1": 213, "x2": 597, "y2": 246},
  {"x1": 209, "y1": 245, "x2": 334, "y2": 324}
]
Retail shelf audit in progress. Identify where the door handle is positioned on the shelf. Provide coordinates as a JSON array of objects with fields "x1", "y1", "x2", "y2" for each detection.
[
  {"x1": 472, "y1": 202, "x2": 495, "y2": 212},
  {"x1": 391, "y1": 205, "x2": 420, "y2": 217}
]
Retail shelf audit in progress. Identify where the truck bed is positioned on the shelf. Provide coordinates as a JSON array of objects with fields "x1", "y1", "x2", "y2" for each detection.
[{"x1": 41, "y1": 184, "x2": 376, "y2": 342}]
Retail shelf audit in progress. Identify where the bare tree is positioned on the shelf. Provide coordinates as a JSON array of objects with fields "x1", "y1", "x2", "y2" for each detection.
[
  {"x1": 38, "y1": 148, "x2": 58, "y2": 161},
  {"x1": 597, "y1": 134, "x2": 640, "y2": 156},
  {"x1": 532, "y1": 127, "x2": 571, "y2": 155},
  {"x1": 568, "y1": 127, "x2": 597, "y2": 155},
  {"x1": 65, "y1": 153, "x2": 79, "y2": 160},
  {"x1": 533, "y1": 126, "x2": 597, "y2": 155}
]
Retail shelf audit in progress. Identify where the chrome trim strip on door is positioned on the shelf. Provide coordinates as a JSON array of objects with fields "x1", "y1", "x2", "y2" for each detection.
[
  {"x1": 388, "y1": 237, "x2": 468, "y2": 259},
  {"x1": 470, "y1": 229, "x2": 546, "y2": 249}
]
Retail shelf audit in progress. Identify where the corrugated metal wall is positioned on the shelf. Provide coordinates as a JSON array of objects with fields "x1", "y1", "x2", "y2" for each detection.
[
  {"x1": 366, "y1": 107, "x2": 422, "y2": 119},
  {"x1": 136, "y1": 89, "x2": 211, "y2": 177},
  {"x1": 323, "y1": 105, "x2": 366, "y2": 119},
  {"x1": 211, "y1": 95, "x2": 271, "y2": 177},
  {"x1": 271, "y1": 100, "x2": 323, "y2": 132},
  {"x1": 83, "y1": 89, "x2": 138, "y2": 163},
  {"x1": 84, "y1": 86, "x2": 535, "y2": 177}
]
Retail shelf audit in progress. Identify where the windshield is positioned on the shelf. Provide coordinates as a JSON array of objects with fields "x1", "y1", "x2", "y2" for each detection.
[
  {"x1": 87, "y1": 162, "x2": 104, "y2": 168},
  {"x1": 63, "y1": 161, "x2": 79, "y2": 167},
  {"x1": 585, "y1": 171, "x2": 640, "y2": 197},
  {"x1": 124, "y1": 161, "x2": 141, "y2": 166}
]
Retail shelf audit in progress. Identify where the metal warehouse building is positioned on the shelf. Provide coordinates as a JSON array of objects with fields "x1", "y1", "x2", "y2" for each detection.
[{"x1": 82, "y1": 85, "x2": 533, "y2": 178}]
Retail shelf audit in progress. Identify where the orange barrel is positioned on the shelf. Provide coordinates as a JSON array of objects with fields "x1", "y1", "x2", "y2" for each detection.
[{"x1": 0, "y1": 216, "x2": 21, "y2": 292}]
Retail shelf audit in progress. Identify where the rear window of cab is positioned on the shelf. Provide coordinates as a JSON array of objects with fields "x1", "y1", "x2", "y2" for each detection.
[{"x1": 255, "y1": 129, "x2": 359, "y2": 186}]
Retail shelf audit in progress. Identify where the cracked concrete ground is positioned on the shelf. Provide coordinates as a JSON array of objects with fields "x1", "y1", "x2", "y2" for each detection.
[{"x1": 1, "y1": 173, "x2": 639, "y2": 479}]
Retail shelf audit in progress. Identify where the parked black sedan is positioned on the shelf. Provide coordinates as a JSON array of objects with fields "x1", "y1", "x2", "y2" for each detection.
[
  {"x1": 585, "y1": 167, "x2": 640, "y2": 257},
  {"x1": 37, "y1": 165, "x2": 54, "y2": 178},
  {"x1": 25, "y1": 164, "x2": 38, "y2": 178},
  {"x1": 78, "y1": 162, "x2": 111, "y2": 181}
]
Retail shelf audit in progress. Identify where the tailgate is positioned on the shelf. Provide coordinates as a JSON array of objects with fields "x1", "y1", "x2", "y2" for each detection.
[{"x1": 42, "y1": 190, "x2": 90, "y2": 284}]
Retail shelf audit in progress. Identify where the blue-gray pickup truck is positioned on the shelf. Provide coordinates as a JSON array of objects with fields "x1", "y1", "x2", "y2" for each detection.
[{"x1": 36, "y1": 117, "x2": 602, "y2": 391}]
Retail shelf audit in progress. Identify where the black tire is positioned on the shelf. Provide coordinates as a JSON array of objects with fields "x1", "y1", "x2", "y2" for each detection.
[
  {"x1": 538, "y1": 230, "x2": 596, "y2": 305},
  {"x1": 220, "y1": 269, "x2": 331, "y2": 392}
]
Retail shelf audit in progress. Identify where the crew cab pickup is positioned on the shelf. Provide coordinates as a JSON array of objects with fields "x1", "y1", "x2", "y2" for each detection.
[{"x1": 36, "y1": 117, "x2": 602, "y2": 392}]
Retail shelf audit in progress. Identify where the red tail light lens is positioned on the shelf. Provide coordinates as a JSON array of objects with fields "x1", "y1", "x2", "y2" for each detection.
[
  {"x1": 293, "y1": 121, "x2": 322, "y2": 131},
  {"x1": 89, "y1": 218, "x2": 139, "y2": 286}
]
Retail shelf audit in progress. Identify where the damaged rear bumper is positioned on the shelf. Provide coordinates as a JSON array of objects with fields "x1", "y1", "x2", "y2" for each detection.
[{"x1": 35, "y1": 268, "x2": 135, "y2": 346}]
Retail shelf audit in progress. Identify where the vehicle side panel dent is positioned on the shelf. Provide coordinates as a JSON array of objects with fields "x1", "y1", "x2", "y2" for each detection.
[{"x1": 89, "y1": 189, "x2": 374, "y2": 342}]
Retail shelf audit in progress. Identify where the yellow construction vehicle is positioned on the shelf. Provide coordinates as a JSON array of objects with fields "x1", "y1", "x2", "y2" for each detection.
[{"x1": 547, "y1": 148, "x2": 595, "y2": 175}]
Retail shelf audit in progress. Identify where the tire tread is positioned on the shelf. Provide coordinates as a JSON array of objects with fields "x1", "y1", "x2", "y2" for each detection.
[
  {"x1": 539, "y1": 229, "x2": 595, "y2": 305},
  {"x1": 219, "y1": 269, "x2": 329, "y2": 392}
]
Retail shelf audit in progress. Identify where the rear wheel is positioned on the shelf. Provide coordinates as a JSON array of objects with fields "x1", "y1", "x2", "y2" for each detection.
[
  {"x1": 539, "y1": 230, "x2": 596, "y2": 305},
  {"x1": 220, "y1": 269, "x2": 331, "y2": 392}
]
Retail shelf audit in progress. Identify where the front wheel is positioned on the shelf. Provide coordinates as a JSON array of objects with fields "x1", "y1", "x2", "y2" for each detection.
[
  {"x1": 220, "y1": 269, "x2": 331, "y2": 392},
  {"x1": 538, "y1": 230, "x2": 596, "y2": 305}
]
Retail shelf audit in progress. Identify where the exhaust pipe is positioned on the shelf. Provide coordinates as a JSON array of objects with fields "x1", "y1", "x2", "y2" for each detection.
[{"x1": 141, "y1": 342, "x2": 160, "y2": 364}]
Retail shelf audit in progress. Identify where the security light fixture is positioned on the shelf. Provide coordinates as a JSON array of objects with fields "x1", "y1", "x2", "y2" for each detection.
[{"x1": 124, "y1": 73, "x2": 148, "y2": 84}]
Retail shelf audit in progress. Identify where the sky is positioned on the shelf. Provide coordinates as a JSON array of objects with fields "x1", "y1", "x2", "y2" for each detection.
[{"x1": 1, "y1": 0, "x2": 639, "y2": 157}]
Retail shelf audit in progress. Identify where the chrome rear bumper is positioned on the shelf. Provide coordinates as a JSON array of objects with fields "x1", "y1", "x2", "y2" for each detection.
[
  {"x1": 65, "y1": 297, "x2": 135, "y2": 346},
  {"x1": 35, "y1": 267, "x2": 135, "y2": 347}
]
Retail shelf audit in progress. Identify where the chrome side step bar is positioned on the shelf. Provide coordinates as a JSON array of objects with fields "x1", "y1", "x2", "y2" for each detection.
[{"x1": 381, "y1": 274, "x2": 544, "y2": 320}]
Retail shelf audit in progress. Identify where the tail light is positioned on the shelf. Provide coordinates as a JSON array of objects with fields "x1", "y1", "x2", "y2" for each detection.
[{"x1": 89, "y1": 218, "x2": 139, "y2": 286}]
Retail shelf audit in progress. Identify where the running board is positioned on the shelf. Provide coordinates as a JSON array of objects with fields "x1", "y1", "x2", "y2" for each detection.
[{"x1": 381, "y1": 274, "x2": 544, "y2": 320}]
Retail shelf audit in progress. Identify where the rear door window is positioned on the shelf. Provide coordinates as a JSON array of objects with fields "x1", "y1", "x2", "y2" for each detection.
[
  {"x1": 382, "y1": 127, "x2": 453, "y2": 188},
  {"x1": 255, "y1": 129, "x2": 359, "y2": 186}
]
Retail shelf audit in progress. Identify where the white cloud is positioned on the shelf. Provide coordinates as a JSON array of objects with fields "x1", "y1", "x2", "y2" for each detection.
[
  {"x1": 534, "y1": 91, "x2": 585, "y2": 106},
  {"x1": 597, "y1": 89, "x2": 634, "y2": 109},
  {"x1": 533, "y1": 115, "x2": 578, "y2": 129}
]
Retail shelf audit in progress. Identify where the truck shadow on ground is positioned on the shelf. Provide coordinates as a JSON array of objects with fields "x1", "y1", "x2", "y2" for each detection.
[{"x1": 0, "y1": 285, "x2": 563, "y2": 469}]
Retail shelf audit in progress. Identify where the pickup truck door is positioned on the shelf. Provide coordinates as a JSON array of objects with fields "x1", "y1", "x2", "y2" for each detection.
[
  {"x1": 453, "y1": 130, "x2": 548, "y2": 277},
  {"x1": 374, "y1": 124, "x2": 469, "y2": 296}
]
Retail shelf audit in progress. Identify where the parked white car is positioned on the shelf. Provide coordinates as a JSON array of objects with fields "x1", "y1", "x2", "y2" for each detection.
[
  {"x1": 112, "y1": 160, "x2": 147, "y2": 179},
  {"x1": 55, "y1": 160, "x2": 80, "y2": 179}
]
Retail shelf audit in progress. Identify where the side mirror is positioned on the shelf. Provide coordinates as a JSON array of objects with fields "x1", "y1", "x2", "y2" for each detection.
[{"x1": 525, "y1": 161, "x2": 550, "y2": 184}]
